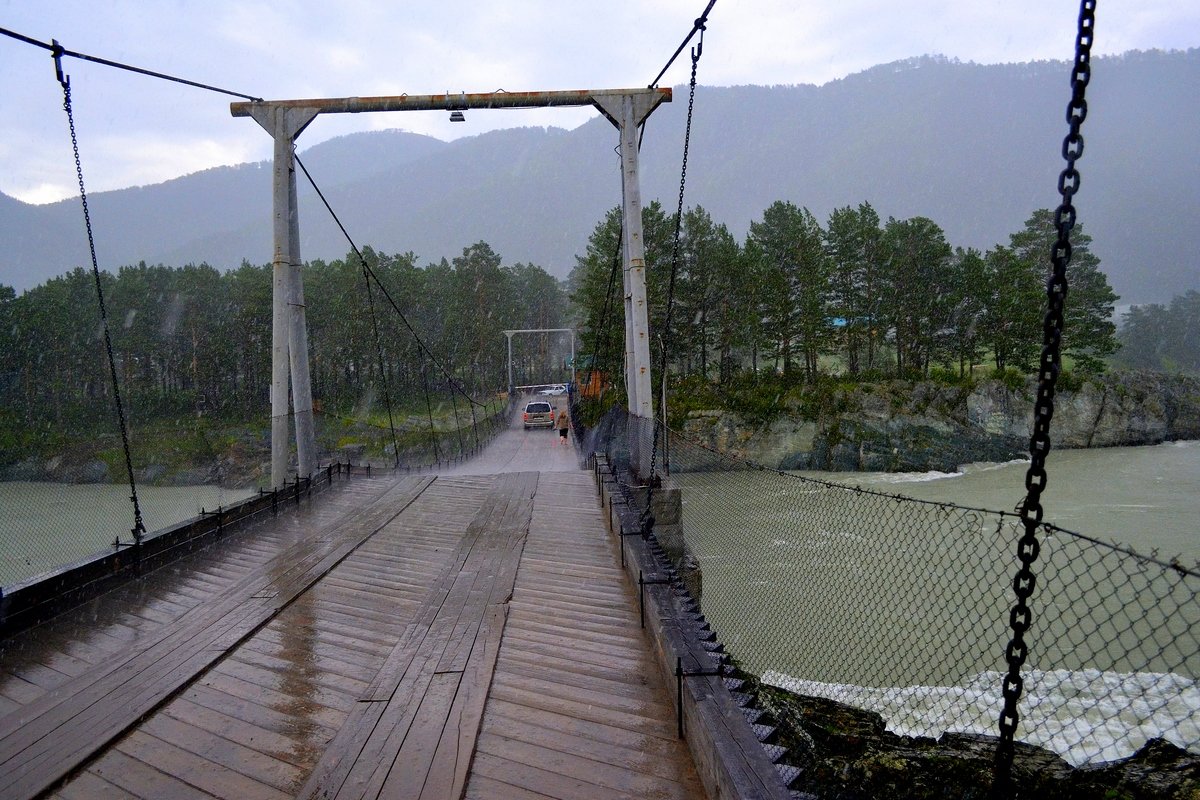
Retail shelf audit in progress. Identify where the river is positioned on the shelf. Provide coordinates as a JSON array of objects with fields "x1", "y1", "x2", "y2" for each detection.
[
  {"x1": 804, "y1": 439, "x2": 1200, "y2": 564},
  {"x1": 669, "y1": 440, "x2": 1199, "y2": 766},
  {"x1": 0, "y1": 482, "x2": 255, "y2": 588}
]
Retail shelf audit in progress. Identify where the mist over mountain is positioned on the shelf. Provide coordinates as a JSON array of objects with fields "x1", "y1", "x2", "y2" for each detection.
[{"x1": 2, "y1": 49, "x2": 1196, "y2": 305}]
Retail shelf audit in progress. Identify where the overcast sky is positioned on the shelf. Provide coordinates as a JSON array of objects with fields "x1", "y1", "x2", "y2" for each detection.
[{"x1": 2, "y1": 0, "x2": 1197, "y2": 205}]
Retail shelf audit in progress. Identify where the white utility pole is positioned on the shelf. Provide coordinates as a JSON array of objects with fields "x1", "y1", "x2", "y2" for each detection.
[{"x1": 247, "y1": 105, "x2": 318, "y2": 489}]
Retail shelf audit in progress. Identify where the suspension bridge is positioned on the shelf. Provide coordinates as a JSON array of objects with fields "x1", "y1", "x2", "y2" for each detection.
[
  {"x1": 0, "y1": 6, "x2": 786, "y2": 799},
  {"x1": 1, "y1": 2, "x2": 1198, "y2": 799}
]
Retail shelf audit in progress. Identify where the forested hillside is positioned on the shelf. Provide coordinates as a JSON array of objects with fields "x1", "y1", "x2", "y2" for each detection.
[{"x1": 1, "y1": 50, "x2": 1196, "y2": 304}]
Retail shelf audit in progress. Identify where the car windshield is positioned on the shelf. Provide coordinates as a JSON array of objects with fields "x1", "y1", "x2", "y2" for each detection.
[{"x1": 526, "y1": 402, "x2": 552, "y2": 413}]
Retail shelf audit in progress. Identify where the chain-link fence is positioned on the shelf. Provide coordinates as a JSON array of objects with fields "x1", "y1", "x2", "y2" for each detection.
[{"x1": 586, "y1": 405, "x2": 1198, "y2": 777}]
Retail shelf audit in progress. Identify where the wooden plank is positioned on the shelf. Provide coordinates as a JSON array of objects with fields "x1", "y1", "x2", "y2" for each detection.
[
  {"x1": 463, "y1": 774, "x2": 557, "y2": 800},
  {"x1": 369, "y1": 670, "x2": 462, "y2": 799},
  {"x1": 181, "y1": 682, "x2": 340, "y2": 743},
  {"x1": 476, "y1": 732, "x2": 697, "y2": 800},
  {"x1": 138, "y1": 711, "x2": 304, "y2": 792},
  {"x1": 419, "y1": 604, "x2": 508, "y2": 800},
  {"x1": 161, "y1": 697, "x2": 313, "y2": 768},
  {"x1": 462, "y1": 470, "x2": 708, "y2": 800},
  {"x1": 469, "y1": 750, "x2": 634, "y2": 800},
  {"x1": 116, "y1": 729, "x2": 291, "y2": 800},
  {"x1": 87, "y1": 746, "x2": 218, "y2": 800},
  {"x1": 482, "y1": 700, "x2": 689, "y2": 764},
  {"x1": 197, "y1": 670, "x2": 350, "y2": 733},
  {"x1": 0, "y1": 475, "x2": 435, "y2": 800},
  {"x1": 299, "y1": 472, "x2": 536, "y2": 800},
  {"x1": 50, "y1": 768, "x2": 138, "y2": 800}
]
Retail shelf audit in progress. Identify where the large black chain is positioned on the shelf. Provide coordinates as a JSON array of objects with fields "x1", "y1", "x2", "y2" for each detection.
[
  {"x1": 993, "y1": 2, "x2": 1096, "y2": 793},
  {"x1": 644, "y1": 26, "x2": 703, "y2": 530},
  {"x1": 54, "y1": 44, "x2": 147, "y2": 545}
]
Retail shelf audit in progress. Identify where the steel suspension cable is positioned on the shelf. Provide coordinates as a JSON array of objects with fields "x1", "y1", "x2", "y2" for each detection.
[
  {"x1": 648, "y1": 0, "x2": 716, "y2": 88},
  {"x1": 294, "y1": 155, "x2": 485, "y2": 410},
  {"x1": 289, "y1": 155, "x2": 402, "y2": 465},
  {"x1": 0, "y1": 28, "x2": 263, "y2": 102},
  {"x1": 586, "y1": 219, "x2": 624, "y2": 398},
  {"x1": 420, "y1": 358, "x2": 441, "y2": 463},
  {"x1": 52, "y1": 50, "x2": 146, "y2": 545},
  {"x1": 993, "y1": 2, "x2": 1097, "y2": 795}
]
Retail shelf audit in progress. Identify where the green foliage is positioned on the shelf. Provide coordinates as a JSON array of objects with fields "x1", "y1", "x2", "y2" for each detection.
[
  {"x1": 990, "y1": 366, "x2": 1028, "y2": 392},
  {"x1": 1008, "y1": 210, "x2": 1119, "y2": 373},
  {"x1": 1115, "y1": 289, "x2": 1200, "y2": 375},
  {"x1": 1057, "y1": 369, "x2": 1086, "y2": 393},
  {"x1": 1, "y1": 247, "x2": 567, "y2": 467},
  {"x1": 927, "y1": 366, "x2": 976, "y2": 389},
  {"x1": 565, "y1": 201, "x2": 1122, "y2": 421}
]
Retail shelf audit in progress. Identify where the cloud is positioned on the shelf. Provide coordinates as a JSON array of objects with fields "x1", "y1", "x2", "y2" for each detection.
[{"x1": 1, "y1": 0, "x2": 1195, "y2": 201}]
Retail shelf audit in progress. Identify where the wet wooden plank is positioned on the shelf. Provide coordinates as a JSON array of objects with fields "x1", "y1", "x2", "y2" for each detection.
[
  {"x1": 50, "y1": 768, "x2": 138, "y2": 800},
  {"x1": 0, "y1": 475, "x2": 435, "y2": 800},
  {"x1": 462, "y1": 470, "x2": 707, "y2": 800},
  {"x1": 0, "y1": 478, "x2": 396, "y2": 716},
  {"x1": 299, "y1": 471, "x2": 537, "y2": 800},
  {"x1": 418, "y1": 604, "x2": 507, "y2": 800},
  {"x1": 476, "y1": 732, "x2": 697, "y2": 800},
  {"x1": 86, "y1": 747, "x2": 216, "y2": 800},
  {"x1": 116, "y1": 729, "x2": 291, "y2": 800},
  {"x1": 463, "y1": 773, "x2": 556, "y2": 800}
]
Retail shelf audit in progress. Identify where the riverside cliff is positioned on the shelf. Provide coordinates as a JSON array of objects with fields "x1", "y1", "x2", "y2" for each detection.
[{"x1": 679, "y1": 371, "x2": 1200, "y2": 472}]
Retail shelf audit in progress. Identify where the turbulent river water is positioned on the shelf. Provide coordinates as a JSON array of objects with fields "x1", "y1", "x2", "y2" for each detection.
[
  {"x1": 809, "y1": 439, "x2": 1200, "y2": 564},
  {"x1": 671, "y1": 440, "x2": 1199, "y2": 766}
]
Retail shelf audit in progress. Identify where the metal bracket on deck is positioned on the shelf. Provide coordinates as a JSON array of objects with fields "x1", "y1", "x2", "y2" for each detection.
[
  {"x1": 200, "y1": 506, "x2": 225, "y2": 536},
  {"x1": 676, "y1": 656, "x2": 724, "y2": 739},
  {"x1": 618, "y1": 527, "x2": 645, "y2": 567},
  {"x1": 638, "y1": 570, "x2": 673, "y2": 628}
]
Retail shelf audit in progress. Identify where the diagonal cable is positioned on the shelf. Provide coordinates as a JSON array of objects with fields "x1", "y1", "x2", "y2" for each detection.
[
  {"x1": 1, "y1": 27, "x2": 262, "y2": 101},
  {"x1": 648, "y1": 0, "x2": 716, "y2": 88},
  {"x1": 294, "y1": 154, "x2": 485, "y2": 409}
]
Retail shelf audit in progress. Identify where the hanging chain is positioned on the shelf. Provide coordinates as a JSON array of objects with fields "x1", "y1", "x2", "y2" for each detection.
[
  {"x1": 53, "y1": 43, "x2": 146, "y2": 544},
  {"x1": 644, "y1": 26, "x2": 703, "y2": 531},
  {"x1": 993, "y1": 2, "x2": 1096, "y2": 793}
]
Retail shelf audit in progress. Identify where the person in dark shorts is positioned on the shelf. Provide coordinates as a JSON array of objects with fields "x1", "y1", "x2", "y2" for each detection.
[{"x1": 556, "y1": 408, "x2": 569, "y2": 445}]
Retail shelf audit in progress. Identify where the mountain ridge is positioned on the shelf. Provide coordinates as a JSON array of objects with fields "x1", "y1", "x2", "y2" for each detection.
[{"x1": 3, "y1": 49, "x2": 1196, "y2": 304}]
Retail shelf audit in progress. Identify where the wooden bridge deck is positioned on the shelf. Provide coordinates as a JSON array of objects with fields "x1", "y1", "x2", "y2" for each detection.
[{"x1": 0, "y1": 468, "x2": 706, "y2": 800}]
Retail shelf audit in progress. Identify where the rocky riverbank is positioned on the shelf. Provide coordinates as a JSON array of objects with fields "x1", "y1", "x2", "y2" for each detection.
[
  {"x1": 679, "y1": 371, "x2": 1200, "y2": 472},
  {"x1": 753, "y1": 683, "x2": 1199, "y2": 799}
]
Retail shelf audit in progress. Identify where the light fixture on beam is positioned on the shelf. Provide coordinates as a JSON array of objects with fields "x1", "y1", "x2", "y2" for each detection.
[{"x1": 447, "y1": 90, "x2": 466, "y2": 122}]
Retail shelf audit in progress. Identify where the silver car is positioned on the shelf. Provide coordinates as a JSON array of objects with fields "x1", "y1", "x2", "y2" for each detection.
[{"x1": 522, "y1": 400, "x2": 555, "y2": 429}]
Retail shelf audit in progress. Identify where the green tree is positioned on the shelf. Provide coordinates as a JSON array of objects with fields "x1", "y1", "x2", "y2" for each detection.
[
  {"x1": 1117, "y1": 290, "x2": 1200, "y2": 374},
  {"x1": 980, "y1": 245, "x2": 1042, "y2": 371},
  {"x1": 450, "y1": 241, "x2": 512, "y2": 373},
  {"x1": 747, "y1": 201, "x2": 832, "y2": 381},
  {"x1": 675, "y1": 206, "x2": 738, "y2": 379},
  {"x1": 880, "y1": 216, "x2": 953, "y2": 376},
  {"x1": 944, "y1": 247, "x2": 989, "y2": 377},
  {"x1": 1008, "y1": 209, "x2": 1119, "y2": 373},
  {"x1": 826, "y1": 203, "x2": 884, "y2": 375},
  {"x1": 570, "y1": 204, "x2": 674, "y2": 396}
]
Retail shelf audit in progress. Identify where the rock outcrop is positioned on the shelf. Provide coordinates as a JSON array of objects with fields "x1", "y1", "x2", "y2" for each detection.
[{"x1": 680, "y1": 372, "x2": 1200, "y2": 472}]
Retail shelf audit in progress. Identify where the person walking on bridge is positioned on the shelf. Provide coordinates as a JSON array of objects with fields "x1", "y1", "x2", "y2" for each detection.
[{"x1": 556, "y1": 406, "x2": 570, "y2": 446}]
